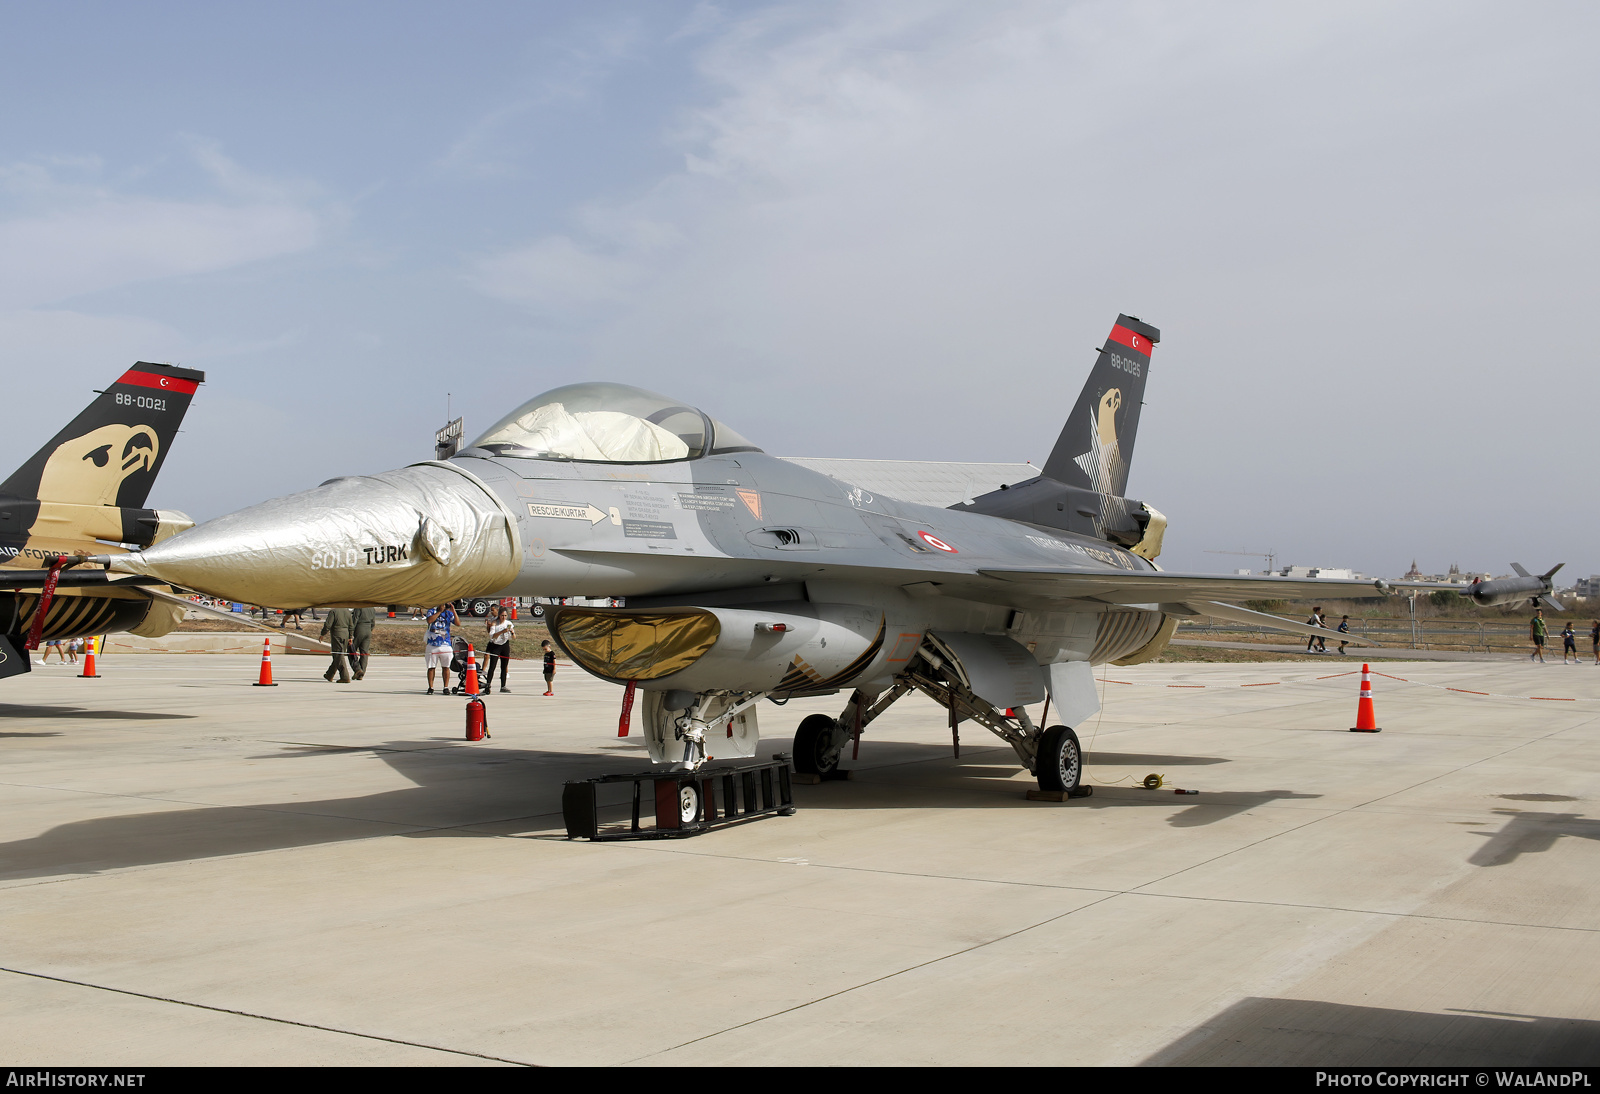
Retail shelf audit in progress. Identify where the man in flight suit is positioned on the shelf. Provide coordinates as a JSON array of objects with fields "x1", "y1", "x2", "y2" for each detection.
[
  {"x1": 350, "y1": 606, "x2": 376, "y2": 680},
  {"x1": 320, "y1": 606, "x2": 353, "y2": 683}
]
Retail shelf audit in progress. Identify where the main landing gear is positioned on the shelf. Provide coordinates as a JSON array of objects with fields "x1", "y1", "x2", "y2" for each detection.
[
  {"x1": 793, "y1": 713, "x2": 844, "y2": 777},
  {"x1": 1034, "y1": 724, "x2": 1084, "y2": 793},
  {"x1": 789, "y1": 643, "x2": 1089, "y2": 795}
]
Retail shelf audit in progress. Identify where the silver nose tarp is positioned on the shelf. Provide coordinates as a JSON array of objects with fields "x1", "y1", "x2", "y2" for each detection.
[{"x1": 110, "y1": 462, "x2": 519, "y2": 608}]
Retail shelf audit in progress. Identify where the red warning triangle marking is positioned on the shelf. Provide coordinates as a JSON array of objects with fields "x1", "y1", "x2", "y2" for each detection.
[{"x1": 737, "y1": 489, "x2": 762, "y2": 519}]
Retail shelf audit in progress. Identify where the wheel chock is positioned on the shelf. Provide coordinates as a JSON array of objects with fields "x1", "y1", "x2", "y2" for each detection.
[
  {"x1": 563, "y1": 756, "x2": 796, "y2": 841},
  {"x1": 1026, "y1": 785, "x2": 1093, "y2": 802},
  {"x1": 791, "y1": 769, "x2": 852, "y2": 785}
]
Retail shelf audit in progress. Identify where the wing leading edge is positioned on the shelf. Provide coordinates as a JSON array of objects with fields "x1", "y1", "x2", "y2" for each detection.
[{"x1": 976, "y1": 567, "x2": 1403, "y2": 604}]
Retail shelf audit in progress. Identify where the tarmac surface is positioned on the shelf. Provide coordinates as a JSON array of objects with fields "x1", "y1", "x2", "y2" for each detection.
[
  {"x1": 1170, "y1": 638, "x2": 1529, "y2": 662},
  {"x1": 5, "y1": 652, "x2": 1600, "y2": 1066}
]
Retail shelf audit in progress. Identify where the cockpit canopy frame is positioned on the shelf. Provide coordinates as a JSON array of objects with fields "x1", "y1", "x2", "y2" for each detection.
[{"x1": 464, "y1": 382, "x2": 760, "y2": 465}]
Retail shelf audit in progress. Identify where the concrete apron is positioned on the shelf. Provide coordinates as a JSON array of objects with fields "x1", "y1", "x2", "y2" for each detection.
[
  {"x1": 2, "y1": 654, "x2": 1600, "y2": 1065},
  {"x1": 103, "y1": 632, "x2": 329, "y2": 655}
]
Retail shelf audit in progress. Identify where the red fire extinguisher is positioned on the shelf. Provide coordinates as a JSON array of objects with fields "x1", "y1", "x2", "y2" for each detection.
[{"x1": 465, "y1": 696, "x2": 489, "y2": 741}]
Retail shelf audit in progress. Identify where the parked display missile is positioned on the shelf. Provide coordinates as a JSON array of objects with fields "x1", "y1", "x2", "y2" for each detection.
[{"x1": 1467, "y1": 563, "x2": 1564, "y2": 610}]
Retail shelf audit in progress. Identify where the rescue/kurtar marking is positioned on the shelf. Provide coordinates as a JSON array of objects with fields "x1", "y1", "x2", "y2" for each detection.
[{"x1": 527, "y1": 502, "x2": 608, "y2": 525}]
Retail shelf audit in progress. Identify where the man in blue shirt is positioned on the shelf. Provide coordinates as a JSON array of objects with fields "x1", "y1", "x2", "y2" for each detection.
[{"x1": 424, "y1": 603, "x2": 458, "y2": 694}]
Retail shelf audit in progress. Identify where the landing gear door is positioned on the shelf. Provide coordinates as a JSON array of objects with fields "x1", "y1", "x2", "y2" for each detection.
[
  {"x1": 710, "y1": 705, "x2": 758, "y2": 761},
  {"x1": 1045, "y1": 660, "x2": 1100, "y2": 728},
  {"x1": 926, "y1": 632, "x2": 1047, "y2": 709}
]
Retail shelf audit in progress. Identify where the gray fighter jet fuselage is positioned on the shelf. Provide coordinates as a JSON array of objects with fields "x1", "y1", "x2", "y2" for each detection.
[{"x1": 110, "y1": 315, "x2": 1432, "y2": 793}]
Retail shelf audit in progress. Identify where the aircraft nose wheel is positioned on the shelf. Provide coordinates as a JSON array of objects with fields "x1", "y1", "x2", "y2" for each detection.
[
  {"x1": 1036, "y1": 725, "x2": 1083, "y2": 793},
  {"x1": 679, "y1": 782, "x2": 701, "y2": 825},
  {"x1": 792, "y1": 713, "x2": 840, "y2": 776}
]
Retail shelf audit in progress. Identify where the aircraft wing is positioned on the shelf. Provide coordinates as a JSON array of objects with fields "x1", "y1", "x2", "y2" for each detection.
[
  {"x1": 781, "y1": 458, "x2": 1038, "y2": 508},
  {"x1": 975, "y1": 567, "x2": 1402, "y2": 604}
]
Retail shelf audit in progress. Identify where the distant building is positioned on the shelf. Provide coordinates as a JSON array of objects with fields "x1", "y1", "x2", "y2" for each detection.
[
  {"x1": 1277, "y1": 565, "x2": 1366, "y2": 581},
  {"x1": 1400, "y1": 561, "x2": 1483, "y2": 584},
  {"x1": 1576, "y1": 576, "x2": 1600, "y2": 599}
]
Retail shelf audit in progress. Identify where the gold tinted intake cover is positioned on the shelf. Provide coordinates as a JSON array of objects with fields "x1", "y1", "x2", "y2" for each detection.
[{"x1": 552, "y1": 608, "x2": 721, "y2": 682}]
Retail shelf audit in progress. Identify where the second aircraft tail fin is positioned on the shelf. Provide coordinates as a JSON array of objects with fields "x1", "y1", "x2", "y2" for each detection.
[{"x1": 0, "y1": 362, "x2": 205, "y2": 508}]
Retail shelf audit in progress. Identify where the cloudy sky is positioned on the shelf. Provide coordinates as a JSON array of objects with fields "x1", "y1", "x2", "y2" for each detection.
[{"x1": 1, "y1": 1, "x2": 1594, "y2": 579}]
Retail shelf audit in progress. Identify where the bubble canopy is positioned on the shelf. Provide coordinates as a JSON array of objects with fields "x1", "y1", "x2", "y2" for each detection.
[{"x1": 465, "y1": 382, "x2": 761, "y2": 464}]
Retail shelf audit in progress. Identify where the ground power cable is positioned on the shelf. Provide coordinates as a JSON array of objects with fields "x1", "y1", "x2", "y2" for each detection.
[{"x1": 1081, "y1": 667, "x2": 1139, "y2": 788}]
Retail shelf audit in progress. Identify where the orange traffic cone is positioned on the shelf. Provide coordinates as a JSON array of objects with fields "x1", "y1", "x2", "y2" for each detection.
[
  {"x1": 464, "y1": 644, "x2": 481, "y2": 696},
  {"x1": 253, "y1": 637, "x2": 278, "y2": 686},
  {"x1": 1349, "y1": 663, "x2": 1380, "y2": 732},
  {"x1": 77, "y1": 635, "x2": 100, "y2": 678}
]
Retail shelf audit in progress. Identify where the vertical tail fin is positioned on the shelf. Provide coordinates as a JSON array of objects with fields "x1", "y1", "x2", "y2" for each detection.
[
  {"x1": 1040, "y1": 314, "x2": 1159, "y2": 495},
  {"x1": 0, "y1": 362, "x2": 204, "y2": 507}
]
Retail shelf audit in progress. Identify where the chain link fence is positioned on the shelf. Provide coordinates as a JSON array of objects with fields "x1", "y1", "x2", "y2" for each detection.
[{"x1": 1176, "y1": 615, "x2": 1589, "y2": 654}]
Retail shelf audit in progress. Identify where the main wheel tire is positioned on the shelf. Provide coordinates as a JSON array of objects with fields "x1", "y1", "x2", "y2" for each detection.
[
  {"x1": 1036, "y1": 724, "x2": 1083, "y2": 793},
  {"x1": 793, "y1": 713, "x2": 840, "y2": 776}
]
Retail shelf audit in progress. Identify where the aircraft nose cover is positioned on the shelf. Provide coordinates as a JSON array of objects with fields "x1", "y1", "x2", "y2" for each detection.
[{"x1": 111, "y1": 463, "x2": 519, "y2": 608}]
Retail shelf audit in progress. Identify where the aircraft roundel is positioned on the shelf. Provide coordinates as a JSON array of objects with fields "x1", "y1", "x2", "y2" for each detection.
[{"x1": 918, "y1": 530, "x2": 958, "y2": 553}]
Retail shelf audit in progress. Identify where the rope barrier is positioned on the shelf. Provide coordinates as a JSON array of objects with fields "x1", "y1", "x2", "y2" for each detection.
[{"x1": 1095, "y1": 671, "x2": 1599, "y2": 704}]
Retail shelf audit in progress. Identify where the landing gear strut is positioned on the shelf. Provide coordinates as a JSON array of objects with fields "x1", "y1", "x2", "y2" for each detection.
[{"x1": 787, "y1": 641, "x2": 1093, "y2": 794}]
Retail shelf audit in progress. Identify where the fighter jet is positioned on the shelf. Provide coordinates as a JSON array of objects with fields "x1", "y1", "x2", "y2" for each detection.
[
  {"x1": 0, "y1": 362, "x2": 208, "y2": 677},
  {"x1": 109, "y1": 315, "x2": 1438, "y2": 792}
]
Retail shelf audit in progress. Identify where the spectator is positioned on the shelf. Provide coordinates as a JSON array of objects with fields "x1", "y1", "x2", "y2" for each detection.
[
  {"x1": 1305, "y1": 606, "x2": 1327, "y2": 654},
  {"x1": 542, "y1": 639, "x2": 557, "y2": 696},
  {"x1": 485, "y1": 606, "x2": 514, "y2": 693},
  {"x1": 1562, "y1": 622, "x2": 1578, "y2": 664},
  {"x1": 1337, "y1": 615, "x2": 1350, "y2": 655},
  {"x1": 424, "y1": 603, "x2": 458, "y2": 694},
  {"x1": 1591, "y1": 619, "x2": 1599, "y2": 666},
  {"x1": 1530, "y1": 610, "x2": 1547, "y2": 662}
]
